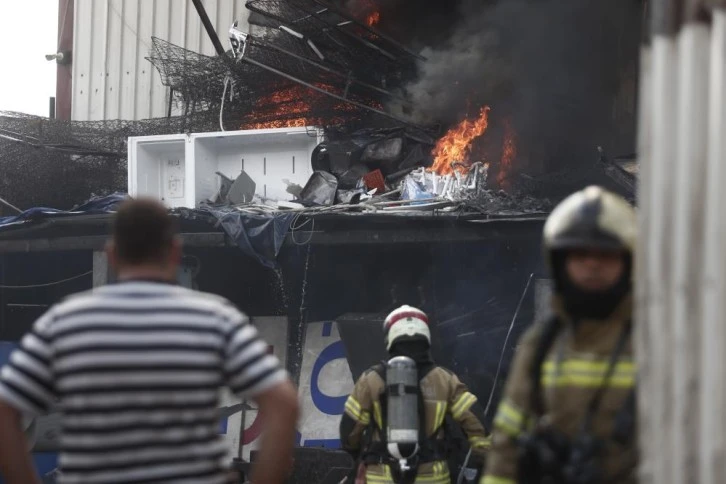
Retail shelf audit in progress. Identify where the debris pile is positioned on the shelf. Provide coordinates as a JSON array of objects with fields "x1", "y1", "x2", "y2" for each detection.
[{"x1": 204, "y1": 128, "x2": 551, "y2": 216}]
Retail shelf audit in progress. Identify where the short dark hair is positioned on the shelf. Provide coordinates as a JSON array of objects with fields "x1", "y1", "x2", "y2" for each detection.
[{"x1": 112, "y1": 198, "x2": 179, "y2": 264}]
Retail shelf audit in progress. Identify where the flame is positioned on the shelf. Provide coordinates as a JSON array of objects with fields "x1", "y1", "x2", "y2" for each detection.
[
  {"x1": 499, "y1": 119, "x2": 516, "y2": 188},
  {"x1": 239, "y1": 86, "x2": 311, "y2": 129},
  {"x1": 366, "y1": 11, "x2": 381, "y2": 27},
  {"x1": 239, "y1": 83, "x2": 359, "y2": 130},
  {"x1": 430, "y1": 106, "x2": 490, "y2": 175},
  {"x1": 244, "y1": 118, "x2": 308, "y2": 130}
]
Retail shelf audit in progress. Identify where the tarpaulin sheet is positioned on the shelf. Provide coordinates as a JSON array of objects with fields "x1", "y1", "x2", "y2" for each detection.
[
  {"x1": 205, "y1": 208, "x2": 296, "y2": 269},
  {"x1": 0, "y1": 193, "x2": 127, "y2": 229}
]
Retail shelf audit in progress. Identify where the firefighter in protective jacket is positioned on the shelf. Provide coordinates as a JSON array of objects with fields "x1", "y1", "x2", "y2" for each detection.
[
  {"x1": 482, "y1": 186, "x2": 638, "y2": 484},
  {"x1": 340, "y1": 305, "x2": 490, "y2": 484}
]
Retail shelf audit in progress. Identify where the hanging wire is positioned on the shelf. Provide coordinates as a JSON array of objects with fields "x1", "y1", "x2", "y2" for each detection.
[
  {"x1": 483, "y1": 272, "x2": 535, "y2": 417},
  {"x1": 457, "y1": 272, "x2": 534, "y2": 484},
  {"x1": 0, "y1": 194, "x2": 22, "y2": 214},
  {"x1": 289, "y1": 213, "x2": 315, "y2": 245},
  {"x1": 0, "y1": 271, "x2": 93, "y2": 289}
]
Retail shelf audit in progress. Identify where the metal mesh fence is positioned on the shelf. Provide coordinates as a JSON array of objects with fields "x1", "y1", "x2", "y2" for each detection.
[{"x1": 0, "y1": 111, "x2": 224, "y2": 214}]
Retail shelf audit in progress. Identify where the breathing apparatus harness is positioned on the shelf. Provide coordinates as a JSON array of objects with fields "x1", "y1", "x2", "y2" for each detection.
[
  {"x1": 516, "y1": 316, "x2": 636, "y2": 484},
  {"x1": 360, "y1": 359, "x2": 450, "y2": 484}
]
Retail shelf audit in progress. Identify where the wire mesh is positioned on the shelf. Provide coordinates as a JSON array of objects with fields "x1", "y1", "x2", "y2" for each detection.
[
  {"x1": 146, "y1": 36, "x2": 414, "y2": 132},
  {"x1": 0, "y1": 110, "x2": 224, "y2": 213}
]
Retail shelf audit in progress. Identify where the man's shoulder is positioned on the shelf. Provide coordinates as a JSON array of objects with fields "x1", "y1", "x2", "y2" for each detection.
[{"x1": 361, "y1": 364, "x2": 386, "y2": 383}]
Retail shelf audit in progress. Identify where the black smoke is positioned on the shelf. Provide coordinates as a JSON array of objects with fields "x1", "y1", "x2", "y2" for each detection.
[{"x1": 342, "y1": 0, "x2": 643, "y2": 178}]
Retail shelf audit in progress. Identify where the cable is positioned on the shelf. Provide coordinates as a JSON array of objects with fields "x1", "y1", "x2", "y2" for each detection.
[
  {"x1": 108, "y1": 1, "x2": 151, "y2": 51},
  {"x1": 219, "y1": 76, "x2": 230, "y2": 131},
  {"x1": 455, "y1": 273, "x2": 533, "y2": 484},
  {"x1": 0, "y1": 195, "x2": 22, "y2": 214},
  {"x1": 289, "y1": 213, "x2": 315, "y2": 245},
  {"x1": 456, "y1": 448, "x2": 473, "y2": 484},
  {"x1": 483, "y1": 272, "x2": 534, "y2": 417},
  {"x1": 0, "y1": 271, "x2": 93, "y2": 289}
]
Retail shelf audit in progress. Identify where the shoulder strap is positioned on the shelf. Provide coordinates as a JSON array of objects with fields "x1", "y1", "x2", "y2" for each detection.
[
  {"x1": 372, "y1": 361, "x2": 386, "y2": 381},
  {"x1": 612, "y1": 387, "x2": 637, "y2": 445},
  {"x1": 580, "y1": 320, "x2": 632, "y2": 434},
  {"x1": 529, "y1": 315, "x2": 563, "y2": 418}
]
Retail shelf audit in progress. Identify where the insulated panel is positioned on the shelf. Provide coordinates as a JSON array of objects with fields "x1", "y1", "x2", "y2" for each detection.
[{"x1": 71, "y1": 0, "x2": 250, "y2": 121}]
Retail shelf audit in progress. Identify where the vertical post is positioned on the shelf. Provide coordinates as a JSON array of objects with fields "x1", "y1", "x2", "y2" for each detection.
[
  {"x1": 92, "y1": 251, "x2": 109, "y2": 288},
  {"x1": 637, "y1": 0, "x2": 683, "y2": 483},
  {"x1": 669, "y1": 1, "x2": 710, "y2": 480},
  {"x1": 177, "y1": 264, "x2": 194, "y2": 289},
  {"x1": 49, "y1": 97, "x2": 56, "y2": 119},
  {"x1": 56, "y1": 0, "x2": 73, "y2": 120},
  {"x1": 534, "y1": 278, "x2": 553, "y2": 322},
  {"x1": 638, "y1": 0, "x2": 724, "y2": 483},
  {"x1": 700, "y1": 4, "x2": 726, "y2": 483}
]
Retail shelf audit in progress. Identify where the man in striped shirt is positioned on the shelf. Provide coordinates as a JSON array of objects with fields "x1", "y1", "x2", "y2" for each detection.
[{"x1": 0, "y1": 199, "x2": 299, "y2": 484}]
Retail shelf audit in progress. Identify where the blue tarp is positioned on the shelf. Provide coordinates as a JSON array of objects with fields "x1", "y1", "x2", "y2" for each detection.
[
  {"x1": 0, "y1": 194, "x2": 294, "y2": 269},
  {"x1": 0, "y1": 193, "x2": 127, "y2": 228},
  {"x1": 205, "y1": 208, "x2": 296, "y2": 269}
]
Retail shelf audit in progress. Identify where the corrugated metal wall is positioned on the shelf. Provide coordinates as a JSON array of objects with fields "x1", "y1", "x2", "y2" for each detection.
[
  {"x1": 636, "y1": 1, "x2": 726, "y2": 483},
  {"x1": 71, "y1": 0, "x2": 249, "y2": 121}
]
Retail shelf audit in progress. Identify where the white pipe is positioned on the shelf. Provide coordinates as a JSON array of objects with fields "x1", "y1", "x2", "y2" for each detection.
[
  {"x1": 700, "y1": 10, "x2": 726, "y2": 484},
  {"x1": 671, "y1": 22, "x2": 711, "y2": 484},
  {"x1": 645, "y1": 33, "x2": 680, "y2": 484},
  {"x1": 634, "y1": 44, "x2": 652, "y2": 484},
  {"x1": 279, "y1": 25, "x2": 304, "y2": 39}
]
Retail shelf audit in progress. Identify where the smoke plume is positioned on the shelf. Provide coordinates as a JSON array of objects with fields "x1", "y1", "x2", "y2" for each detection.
[{"x1": 357, "y1": 0, "x2": 642, "y2": 175}]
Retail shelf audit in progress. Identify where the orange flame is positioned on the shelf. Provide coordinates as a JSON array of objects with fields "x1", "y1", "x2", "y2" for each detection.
[
  {"x1": 498, "y1": 119, "x2": 516, "y2": 188},
  {"x1": 430, "y1": 106, "x2": 490, "y2": 175},
  {"x1": 239, "y1": 84, "x2": 360, "y2": 130},
  {"x1": 366, "y1": 11, "x2": 381, "y2": 27},
  {"x1": 240, "y1": 86, "x2": 311, "y2": 130}
]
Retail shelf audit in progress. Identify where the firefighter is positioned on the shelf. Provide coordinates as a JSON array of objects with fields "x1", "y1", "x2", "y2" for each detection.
[
  {"x1": 340, "y1": 305, "x2": 490, "y2": 484},
  {"x1": 482, "y1": 186, "x2": 638, "y2": 484}
]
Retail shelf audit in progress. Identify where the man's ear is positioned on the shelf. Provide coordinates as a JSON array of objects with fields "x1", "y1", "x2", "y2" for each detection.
[
  {"x1": 105, "y1": 240, "x2": 118, "y2": 271},
  {"x1": 169, "y1": 237, "x2": 183, "y2": 266}
]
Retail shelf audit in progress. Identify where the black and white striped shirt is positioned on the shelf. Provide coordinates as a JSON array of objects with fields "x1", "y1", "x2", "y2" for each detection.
[{"x1": 0, "y1": 281, "x2": 287, "y2": 484}]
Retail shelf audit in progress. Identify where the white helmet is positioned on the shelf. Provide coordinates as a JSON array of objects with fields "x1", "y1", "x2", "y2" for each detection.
[{"x1": 383, "y1": 305, "x2": 431, "y2": 351}]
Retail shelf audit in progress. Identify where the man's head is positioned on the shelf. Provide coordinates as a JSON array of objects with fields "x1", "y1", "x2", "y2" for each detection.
[
  {"x1": 543, "y1": 186, "x2": 636, "y2": 319},
  {"x1": 107, "y1": 198, "x2": 181, "y2": 280}
]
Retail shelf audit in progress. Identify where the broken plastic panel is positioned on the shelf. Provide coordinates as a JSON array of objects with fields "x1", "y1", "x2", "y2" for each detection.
[
  {"x1": 299, "y1": 171, "x2": 338, "y2": 206},
  {"x1": 227, "y1": 171, "x2": 257, "y2": 205}
]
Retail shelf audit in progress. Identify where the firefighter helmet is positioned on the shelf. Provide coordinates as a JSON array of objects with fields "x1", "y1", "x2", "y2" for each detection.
[
  {"x1": 543, "y1": 186, "x2": 636, "y2": 254},
  {"x1": 383, "y1": 305, "x2": 431, "y2": 351}
]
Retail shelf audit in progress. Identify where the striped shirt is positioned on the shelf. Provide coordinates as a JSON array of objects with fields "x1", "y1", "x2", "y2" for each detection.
[{"x1": 0, "y1": 281, "x2": 287, "y2": 484}]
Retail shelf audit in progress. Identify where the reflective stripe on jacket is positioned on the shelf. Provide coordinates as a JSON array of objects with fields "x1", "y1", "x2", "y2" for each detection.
[{"x1": 483, "y1": 295, "x2": 637, "y2": 484}]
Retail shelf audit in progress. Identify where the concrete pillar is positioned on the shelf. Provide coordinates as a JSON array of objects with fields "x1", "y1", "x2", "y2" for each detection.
[
  {"x1": 92, "y1": 251, "x2": 109, "y2": 287},
  {"x1": 177, "y1": 265, "x2": 194, "y2": 289},
  {"x1": 534, "y1": 278, "x2": 554, "y2": 321}
]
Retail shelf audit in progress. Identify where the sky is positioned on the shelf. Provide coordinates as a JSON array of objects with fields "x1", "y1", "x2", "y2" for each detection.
[{"x1": 0, "y1": 1, "x2": 59, "y2": 116}]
